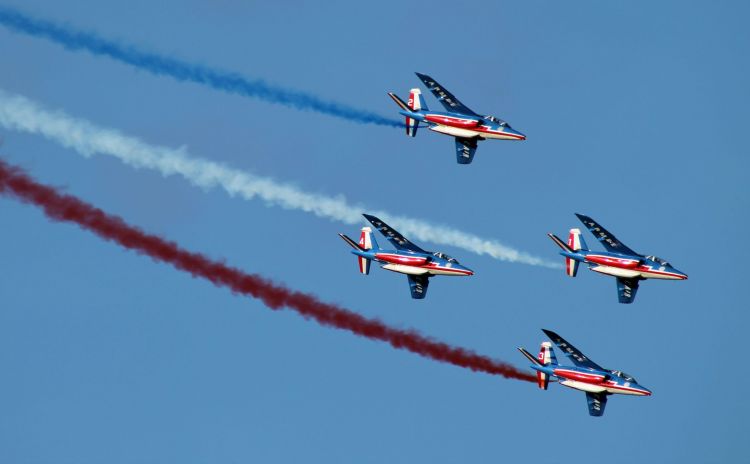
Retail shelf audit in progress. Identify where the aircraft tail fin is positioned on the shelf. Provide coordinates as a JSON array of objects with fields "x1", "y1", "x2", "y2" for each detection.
[
  {"x1": 565, "y1": 228, "x2": 587, "y2": 277},
  {"x1": 338, "y1": 229, "x2": 376, "y2": 275},
  {"x1": 518, "y1": 345, "x2": 555, "y2": 390},
  {"x1": 568, "y1": 228, "x2": 588, "y2": 251},
  {"x1": 357, "y1": 227, "x2": 378, "y2": 274},
  {"x1": 408, "y1": 88, "x2": 427, "y2": 111},
  {"x1": 548, "y1": 233, "x2": 573, "y2": 253},
  {"x1": 388, "y1": 90, "x2": 424, "y2": 137},
  {"x1": 358, "y1": 227, "x2": 378, "y2": 251},
  {"x1": 548, "y1": 233, "x2": 581, "y2": 278},
  {"x1": 536, "y1": 342, "x2": 557, "y2": 390}
]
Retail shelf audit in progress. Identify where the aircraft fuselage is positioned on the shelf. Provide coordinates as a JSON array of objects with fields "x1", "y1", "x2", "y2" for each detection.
[
  {"x1": 350, "y1": 249, "x2": 473, "y2": 277},
  {"x1": 532, "y1": 364, "x2": 651, "y2": 397},
  {"x1": 400, "y1": 109, "x2": 526, "y2": 141},
  {"x1": 562, "y1": 250, "x2": 688, "y2": 281}
]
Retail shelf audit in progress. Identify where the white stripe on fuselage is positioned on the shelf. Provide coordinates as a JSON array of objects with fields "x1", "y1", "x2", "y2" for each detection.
[
  {"x1": 428, "y1": 124, "x2": 519, "y2": 140},
  {"x1": 559, "y1": 379, "x2": 649, "y2": 396},
  {"x1": 379, "y1": 262, "x2": 468, "y2": 276},
  {"x1": 590, "y1": 264, "x2": 684, "y2": 280}
]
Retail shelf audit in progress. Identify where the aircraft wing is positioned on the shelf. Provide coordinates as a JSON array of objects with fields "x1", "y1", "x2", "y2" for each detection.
[
  {"x1": 542, "y1": 329, "x2": 605, "y2": 371},
  {"x1": 415, "y1": 72, "x2": 479, "y2": 116},
  {"x1": 407, "y1": 274, "x2": 430, "y2": 299},
  {"x1": 585, "y1": 392, "x2": 608, "y2": 417},
  {"x1": 575, "y1": 214, "x2": 639, "y2": 256},
  {"x1": 616, "y1": 277, "x2": 640, "y2": 304},
  {"x1": 455, "y1": 137, "x2": 479, "y2": 164},
  {"x1": 362, "y1": 214, "x2": 427, "y2": 253}
]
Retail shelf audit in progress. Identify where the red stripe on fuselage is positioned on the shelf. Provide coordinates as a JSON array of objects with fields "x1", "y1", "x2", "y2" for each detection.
[
  {"x1": 424, "y1": 114, "x2": 480, "y2": 128},
  {"x1": 585, "y1": 255, "x2": 640, "y2": 268},
  {"x1": 424, "y1": 262, "x2": 473, "y2": 275},
  {"x1": 603, "y1": 381, "x2": 651, "y2": 395},
  {"x1": 553, "y1": 368, "x2": 606, "y2": 384},
  {"x1": 375, "y1": 253, "x2": 429, "y2": 266},
  {"x1": 471, "y1": 125, "x2": 525, "y2": 139}
]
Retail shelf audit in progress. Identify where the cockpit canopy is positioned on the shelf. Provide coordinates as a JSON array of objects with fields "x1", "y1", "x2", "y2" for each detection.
[
  {"x1": 611, "y1": 370, "x2": 637, "y2": 383},
  {"x1": 484, "y1": 115, "x2": 508, "y2": 126},
  {"x1": 433, "y1": 252, "x2": 458, "y2": 263},
  {"x1": 646, "y1": 255, "x2": 670, "y2": 266}
]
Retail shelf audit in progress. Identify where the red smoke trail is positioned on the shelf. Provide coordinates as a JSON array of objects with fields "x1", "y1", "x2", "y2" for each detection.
[{"x1": 0, "y1": 159, "x2": 534, "y2": 382}]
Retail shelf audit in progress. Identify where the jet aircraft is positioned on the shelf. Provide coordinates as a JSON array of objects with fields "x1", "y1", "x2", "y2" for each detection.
[
  {"x1": 518, "y1": 329, "x2": 651, "y2": 417},
  {"x1": 548, "y1": 213, "x2": 687, "y2": 303},
  {"x1": 388, "y1": 72, "x2": 526, "y2": 164},
  {"x1": 338, "y1": 214, "x2": 473, "y2": 299}
]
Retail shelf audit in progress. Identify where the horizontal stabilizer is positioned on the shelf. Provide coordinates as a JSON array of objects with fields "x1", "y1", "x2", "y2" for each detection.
[
  {"x1": 339, "y1": 233, "x2": 364, "y2": 250},
  {"x1": 548, "y1": 233, "x2": 574, "y2": 253},
  {"x1": 388, "y1": 92, "x2": 410, "y2": 112},
  {"x1": 518, "y1": 347, "x2": 543, "y2": 366}
]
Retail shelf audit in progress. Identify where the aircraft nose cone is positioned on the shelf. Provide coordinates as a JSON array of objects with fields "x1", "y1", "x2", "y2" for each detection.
[
  {"x1": 462, "y1": 265, "x2": 475, "y2": 276},
  {"x1": 643, "y1": 387, "x2": 652, "y2": 396},
  {"x1": 511, "y1": 128, "x2": 526, "y2": 140}
]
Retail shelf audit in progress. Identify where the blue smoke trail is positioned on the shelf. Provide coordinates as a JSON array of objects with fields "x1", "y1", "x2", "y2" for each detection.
[{"x1": 0, "y1": 6, "x2": 402, "y2": 128}]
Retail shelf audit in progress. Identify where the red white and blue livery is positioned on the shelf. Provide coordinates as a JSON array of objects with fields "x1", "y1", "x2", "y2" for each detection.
[
  {"x1": 548, "y1": 213, "x2": 688, "y2": 303},
  {"x1": 388, "y1": 72, "x2": 526, "y2": 164},
  {"x1": 519, "y1": 329, "x2": 651, "y2": 417},
  {"x1": 338, "y1": 214, "x2": 473, "y2": 299}
]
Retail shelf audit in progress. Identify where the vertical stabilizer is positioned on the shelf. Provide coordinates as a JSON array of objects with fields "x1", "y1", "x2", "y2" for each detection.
[
  {"x1": 566, "y1": 228, "x2": 585, "y2": 277},
  {"x1": 537, "y1": 342, "x2": 557, "y2": 390},
  {"x1": 405, "y1": 88, "x2": 425, "y2": 137},
  {"x1": 359, "y1": 227, "x2": 374, "y2": 250},
  {"x1": 357, "y1": 227, "x2": 375, "y2": 275}
]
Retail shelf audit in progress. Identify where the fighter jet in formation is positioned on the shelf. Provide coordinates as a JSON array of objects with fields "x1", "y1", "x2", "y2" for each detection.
[
  {"x1": 519, "y1": 329, "x2": 651, "y2": 417},
  {"x1": 388, "y1": 72, "x2": 525, "y2": 164},
  {"x1": 338, "y1": 214, "x2": 473, "y2": 299},
  {"x1": 548, "y1": 213, "x2": 687, "y2": 303}
]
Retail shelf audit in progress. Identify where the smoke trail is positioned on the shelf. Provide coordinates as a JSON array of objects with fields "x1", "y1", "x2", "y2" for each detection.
[
  {"x1": 0, "y1": 89, "x2": 558, "y2": 268},
  {"x1": 0, "y1": 158, "x2": 534, "y2": 381},
  {"x1": 0, "y1": 6, "x2": 400, "y2": 128}
]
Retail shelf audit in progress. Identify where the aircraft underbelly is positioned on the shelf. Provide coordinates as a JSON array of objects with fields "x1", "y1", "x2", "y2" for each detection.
[
  {"x1": 639, "y1": 270, "x2": 681, "y2": 280},
  {"x1": 380, "y1": 263, "x2": 429, "y2": 275},
  {"x1": 481, "y1": 132, "x2": 518, "y2": 140},
  {"x1": 590, "y1": 265, "x2": 641, "y2": 279},
  {"x1": 428, "y1": 268, "x2": 462, "y2": 276},
  {"x1": 559, "y1": 379, "x2": 606, "y2": 393},
  {"x1": 429, "y1": 125, "x2": 480, "y2": 138},
  {"x1": 604, "y1": 385, "x2": 641, "y2": 395}
]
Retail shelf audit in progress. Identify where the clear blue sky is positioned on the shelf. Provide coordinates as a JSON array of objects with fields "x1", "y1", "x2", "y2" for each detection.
[{"x1": 0, "y1": 1, "x2": 747, "y2": 462}]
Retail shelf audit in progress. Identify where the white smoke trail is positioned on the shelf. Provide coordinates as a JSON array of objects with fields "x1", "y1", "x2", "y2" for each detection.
[{"x1": 0, "y1": 89, "x2": 558, "y2": 268}]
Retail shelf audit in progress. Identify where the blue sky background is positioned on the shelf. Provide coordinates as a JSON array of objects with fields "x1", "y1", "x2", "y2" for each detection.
[{"x1": 0, "y1": 1, "x2": 747, "y2": 462}]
